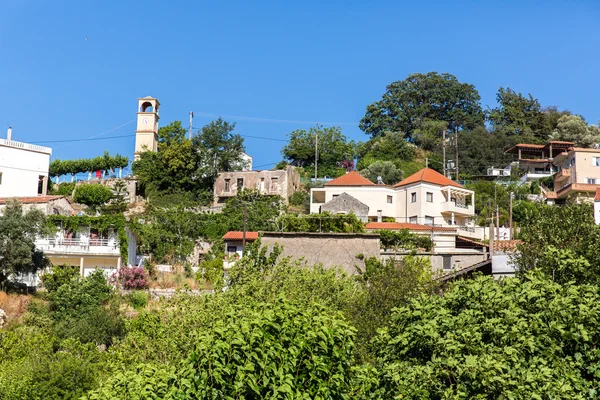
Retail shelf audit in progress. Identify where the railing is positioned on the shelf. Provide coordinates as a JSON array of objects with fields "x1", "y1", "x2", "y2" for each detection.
[
  {"x1": 35, "y1": 237, "x2": 120, "y2": 255},
  {"x1": 0, "y1": 138, "x2": 52, "y2": 154}
]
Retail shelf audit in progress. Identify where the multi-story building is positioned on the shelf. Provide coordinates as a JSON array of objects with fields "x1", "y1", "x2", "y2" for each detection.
[
  {"x1": 0, "y1": 127, "x2": 52, "y2": 198},
  {"x1": 213, "y1": 166, "x2": 301, "y2": 205},
  {"x1": 552, "y1": 147, "x2": 600, "y2": 201},
  {"x1": 310, "y1": 168, "x2": 475, "y2": 227},
  {"x1": 505, "y1": 140, "x2": 573, "y2": 182}
]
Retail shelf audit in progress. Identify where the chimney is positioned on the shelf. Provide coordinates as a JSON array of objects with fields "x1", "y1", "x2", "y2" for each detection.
[{"x1": 7, "y1": 126, "x2": 12, "y2": 141}]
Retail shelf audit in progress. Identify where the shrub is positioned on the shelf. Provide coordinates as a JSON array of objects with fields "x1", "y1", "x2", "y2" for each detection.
[
  {"x1": 127, "y1": 290, "x2": 150, "y2": 310},
  {"x1": 116, "y1": 266, "x2": 149, "y2": 290},
  {"x1": 51, "y1": 182, "x2": 77, "y2": 196},
  {"x1": 73, "y1": 184, "x2": 113, "y2": 211},
  {"x1": 41, "y1": 264, "x2": 79, "y2": 293},
  {"x1": 288, "y1": 190, "x2": 309, "y2": 207}
]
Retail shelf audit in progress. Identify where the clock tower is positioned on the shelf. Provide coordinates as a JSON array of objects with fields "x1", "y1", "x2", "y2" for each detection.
[{"x1": 134, "y1": 96, "x2": 160, "y2": 161}]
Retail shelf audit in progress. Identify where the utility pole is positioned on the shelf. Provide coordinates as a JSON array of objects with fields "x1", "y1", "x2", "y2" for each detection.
[
  {"x1": 494, "y1": 185, "x2": 499, "y2": 240},
  {"x1": 242, "y1": 204, "x2": 247, "y2": 256},
  {"x1": 314, "y1": 131, "x2": 318, "y2": 181},
  {"x1": 442, "y1": 129, "x2": 447, "y2": 177},
  {"x1": 189, "y1": 111, "x2": 194, "y2": 140},
  {"x1": 425, "y1": 158, "x2": 428, "y2": 168},
  {"x1": 455, "y1": 126, "x2": 459, "y2": 181},
  {"x1": 509, "y1": 192, "x2": 514, "y2": 240}
]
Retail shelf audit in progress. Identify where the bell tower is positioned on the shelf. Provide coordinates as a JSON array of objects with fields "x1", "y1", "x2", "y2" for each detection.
[{"x1": 134, "y1": 96, "x2": 160, "y2": 161}]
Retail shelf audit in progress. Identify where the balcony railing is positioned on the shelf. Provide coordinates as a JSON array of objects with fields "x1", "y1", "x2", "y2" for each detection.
[
  {"x1": 440, "y1": 201, "x2": 474, "y2": 215},
  {"x1": 555, "y1": 168, "x2": 571, "y2": 183},
  {"x1": 35, "y1": 237, "x2": 120, "y2": 255}
]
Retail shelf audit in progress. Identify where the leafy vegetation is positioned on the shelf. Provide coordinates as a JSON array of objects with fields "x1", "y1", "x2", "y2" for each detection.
[
  {"x1": 49, "y1": 151, "x2": 128, "y2": 178},
  {"x1": 72, "y1": 184, "x2": 114, "y2": 212}
]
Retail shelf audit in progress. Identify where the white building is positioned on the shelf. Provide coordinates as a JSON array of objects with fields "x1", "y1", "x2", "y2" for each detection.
[
  {"x1": 0, "y1": 127, "x2": 52, "y2": 198},
  {"x1": 310, "y1": 168, "x2": 475, "y2": 228}
]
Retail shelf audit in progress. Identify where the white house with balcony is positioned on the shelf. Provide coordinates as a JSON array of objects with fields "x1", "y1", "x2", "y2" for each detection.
[
  {"x1": 35, "y1": 218, "x2": 137, "y2": 278},
  {"x1": 0, "y1": 127, "x2": 52, "y2": 198},
  {"x1": 310, "y1": 168, "x2": 475, "y2": 228}
]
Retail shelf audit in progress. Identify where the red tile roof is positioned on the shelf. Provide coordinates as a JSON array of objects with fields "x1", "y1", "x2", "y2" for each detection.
[
  {"x1": 393, "y1": 168, "x2": 463, "y2": 188},
  {"x1": 365, "y1": 222, "x2": 456, "y2": 232},
  {"x1": 595, "y1": 187, "x2": 600, "y2": 201},
  {"x1": 324, "y1": 171, "x2": 375, "y2": 186},
  {"x1": 222, "y1": 231, "x2": 259, "y2": 241},
  {"x1": 0, "y1": 195, "x2": 66, "y2": 205},
  {"x1": 494, "y1": 240, "x2": 521, "y2": 252}
]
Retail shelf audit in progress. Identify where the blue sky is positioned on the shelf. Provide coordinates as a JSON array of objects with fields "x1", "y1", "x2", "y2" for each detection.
[{"x1": 1, "y1": 0, "x2": 599, "y2": 171}]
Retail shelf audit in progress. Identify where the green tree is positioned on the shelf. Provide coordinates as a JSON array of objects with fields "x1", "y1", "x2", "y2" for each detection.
[
  {"x1": 458, "y1": 126, "x2": 516, "y2": 176},
  {"x1": 359, "y1": 72, "x2": 485, "y2": 138},
  {"x1": 374, "y1": 274, "x2": 600, "y2": 398},
  {"x1": 549, "y1": 114, "x2": 600, "y2": 147},
  {"x1": 488, "y1": 87, "x2": 546, "y2": 138},
  {"x1": 356, "y1": 131, "x2": 416, "y2": 170},
  {"x1": 281, "y1": 125, "x2": 355, "y2": 178},
  {"x1": 359, "y1": 160, "x2": 404, "y2": 185},
  {"x1": 0, "y1": 200, "x2": 48, "y2": 283},
  {"x1": 515, "y1": 203, "x2": 600, "y2": 284},
  {"x1": 72, "y1": 184, "x2": 113, "y2": 212},
  {"x1": 192, "y1": 117, "x2": 246, "y2": 185},
  {"x1": 221, "y1": 189, "x2": 286, "y2": 232},
  {"x1": 99, "y1": 180, "x2": 129, "y2": 215}
]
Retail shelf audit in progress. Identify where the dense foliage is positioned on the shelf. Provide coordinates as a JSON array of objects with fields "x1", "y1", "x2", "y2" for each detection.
[
  {"x1": 377, "y1": 229, "x2": 433, "y2": 251},
  {"x1": 72, "y1": 184, "x2": 114, "y2": 212},
  {"x1": 132, "y1": 119, "x2": 246, "y2": 205},
  {"x1": 49, "y1": 151, "x2": 128, "y2": 177},
  {"x1": 0, "y1": 200, "x2": 49, "y2": 282}
]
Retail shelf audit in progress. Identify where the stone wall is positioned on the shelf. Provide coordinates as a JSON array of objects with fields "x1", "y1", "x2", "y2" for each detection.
[
  {"x1": 381, "y1": 251, "x2": 488, "y2": 273},
  {"x1": 259, "y1": 232, "x2": 380, "y2": 275},
  {"x1": 320, "y1": 192, "x2": 369, "y2": 222}
]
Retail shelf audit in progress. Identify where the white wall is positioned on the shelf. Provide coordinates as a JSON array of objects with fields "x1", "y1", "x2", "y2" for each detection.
[{"x1": 0, "y1": 139, "x2": 51, "y2": 198}]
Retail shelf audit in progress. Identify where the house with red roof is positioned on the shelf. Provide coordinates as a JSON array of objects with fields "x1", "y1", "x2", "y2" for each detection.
[{"x1": 310, "y1": 168, "x2": 475, "y2": 228}]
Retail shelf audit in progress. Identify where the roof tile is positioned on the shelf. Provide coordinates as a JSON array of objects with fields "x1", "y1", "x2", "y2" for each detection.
[
  {"x1": 393, "y1": 168, "x2": 463, "y2": 188},
  {"x1": 0, "y1": 195, "x2": 66, "y2": 205},
  {"x1": 222, "y1": 231, "x2": 259, "y2": 240},
  {"x1": 324, "y1": 171, "x2": 375, "y2": 186}
]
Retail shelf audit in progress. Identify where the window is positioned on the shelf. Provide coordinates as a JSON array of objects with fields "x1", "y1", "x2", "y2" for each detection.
[
  {"x1": 409, "y1": 216, "x2": 418, "y2": 224},
  {"x1": 410, "y1": 192, "x2": 417, "y2": 203},
  {"x1": 271, "y1": 177, "x2": 279, "y2": 191},
  {"x1": 227, "y1": 246, "x2": 237, "y2": 254},
  {"x1": 237, "y1": 178, "x2": 244, "y2": 189},
  {"x1": 224, "y1": 179, "x2": 231, "y2": 192},
  {"x1": 426, "y1": 192, "x2": 433, "y2": 202},
  {"x1": 387, "y1": 195, "x2": 393, "y2": 204},
  {"x1": 593, "y1": 157, "x2": 600, "y2": 167},
  {"x1": 587, "y1": 178, "x2": 597, "y2": 184},
  {"x1": 442, "y1": 255, "x2": 452, "y2": 270},
  {"x1": 424, "y1": 216, "x2": 434, "y2": 225}
]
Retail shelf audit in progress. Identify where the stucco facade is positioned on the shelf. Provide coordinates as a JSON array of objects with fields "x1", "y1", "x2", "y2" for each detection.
[
  {"x1": 0, "y1": 130, "x2": 51, "y2": 198},
  {"x1": 214, "y1": 166, "x2": 301, "y2": 204},
  {"x1": 553, "y1": 148, "x2": 600, "y2": 201},
  {"x1": 310, "y1": 169, "x2": 475, "y2": 227}
]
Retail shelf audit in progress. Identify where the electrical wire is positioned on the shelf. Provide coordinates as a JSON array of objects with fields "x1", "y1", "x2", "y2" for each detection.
[
  {"x1": 31, "y1": 134, "x2": 135, "y2": 144},
  {"x1": 194, "y1": 112, "x2": 357, "y2": 126}
]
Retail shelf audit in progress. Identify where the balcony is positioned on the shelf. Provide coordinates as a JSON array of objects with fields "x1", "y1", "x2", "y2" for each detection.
[
  {"x1": 554, "y1": 168, "x2": 571, "y2": 184},
  {"x1": 35, "y1": 237, "x2": 120, "y2": 256},
  {"x1": 440, "y1": 201, "x2": 474, "y2": 216}
]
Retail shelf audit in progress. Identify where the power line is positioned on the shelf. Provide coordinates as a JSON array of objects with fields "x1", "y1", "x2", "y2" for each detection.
[
  {"x1": 195, "y1": 112, "x2": 357, "y2": 126},
  {"x1": 53, "y1": 120, "x2": 136, "y2": 150},
  {"x1": 31, "y1": 134, "x2": 135, "y2": 144}
]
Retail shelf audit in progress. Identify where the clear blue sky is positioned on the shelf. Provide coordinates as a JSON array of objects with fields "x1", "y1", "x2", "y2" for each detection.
[{"x1": 1, "y1": 0, "x2": 599, "y2": 171}]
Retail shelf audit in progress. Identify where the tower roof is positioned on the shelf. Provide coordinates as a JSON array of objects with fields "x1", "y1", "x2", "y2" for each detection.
[
  {"x1": 393, "y1": 168, "x2": 463, "y2": 188},
  {"x1": 324, "y1": 171, "x2": 375, "y2": 186}
]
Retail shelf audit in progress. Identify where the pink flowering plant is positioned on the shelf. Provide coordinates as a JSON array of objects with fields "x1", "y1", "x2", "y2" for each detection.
[{"x1": 114, "y1": 265, "x2": 149, "y2": 290}]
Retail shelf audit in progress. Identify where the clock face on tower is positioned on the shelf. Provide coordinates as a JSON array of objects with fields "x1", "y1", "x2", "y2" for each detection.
[{"x1": 143, "y1": 118, "x2": 149, "y2": 124}]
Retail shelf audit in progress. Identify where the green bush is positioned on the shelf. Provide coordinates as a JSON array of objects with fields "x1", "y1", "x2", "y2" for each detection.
[
  {"x1": 73, "y1": 184, "x2": 113, "y2": 211},
  {"x1": 288, "y1": 190, "x2": 309, "y2": 208},
  {"x1": 51, "y1": 182, "x2": 76, "y2": 196},
  {"x1": 41, "y1": 264, "x2": 79, "y2": 292},
  {"x1": 374, "y1": 274, "x2": 600, "y2": 398},
  {"x1": 127, "y1": 290, "x2": 150, "y2": 310},
  {"x1": 89, "y1": 298, "x2": 357, "y2": 399}
]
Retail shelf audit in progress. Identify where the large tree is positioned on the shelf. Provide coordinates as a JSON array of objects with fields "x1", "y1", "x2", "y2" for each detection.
[
  {"x1": 281, "y1": 125, "x2": 355, "y2": 178},
  {"x1": 0, "y1": 200, "x2": 49, "y2": 282},
  {"x1": 458, "y1": 126, "x2": 517, "y2": 176},
  {"x1": 488, "y1": 87, "x2": 546, "y2": 138},
  {"x1": 192, "y1": 118, "x2": 246, "y2": 182},
  {"x1": 133, "y1": 119, "x2": 246, "y2": 205},
  {"x1": 549, "y1": 115, "x2": 600, "y2": 147},
  {"x1": 359, "y1": 160, "x2": 404, "y2": 185},
  {"x1": 359, "y1": 72, "x2": 485, "y2": 138},
  {"x1": 356, "y1": 131, "x2": 416, "y2": 170}
]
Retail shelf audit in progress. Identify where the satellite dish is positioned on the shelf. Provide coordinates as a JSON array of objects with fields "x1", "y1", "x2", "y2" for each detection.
[{"x1": 377, "y1": 176, "x2": 383, "y2": 185}]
